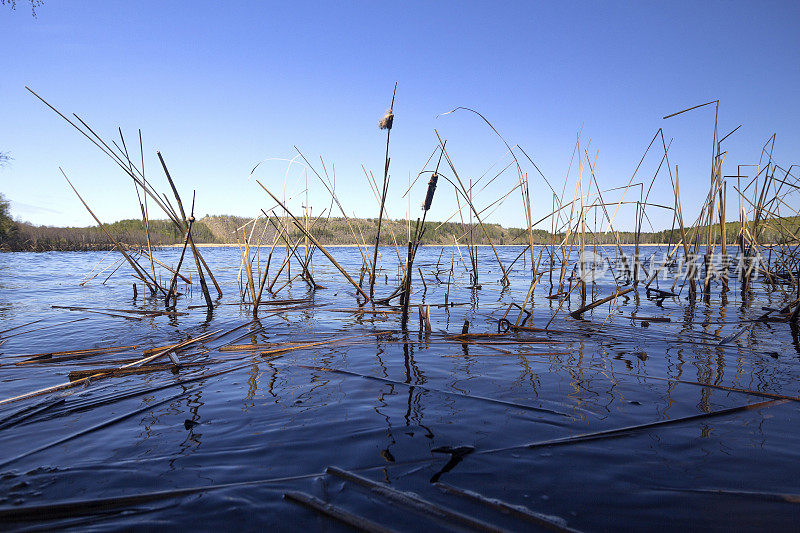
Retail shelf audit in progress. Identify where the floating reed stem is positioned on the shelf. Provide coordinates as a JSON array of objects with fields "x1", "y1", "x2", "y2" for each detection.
[
  {"x1": 0, "y1": 331, "x2": 216, "y2": 406},
  {"x1": 434, "y1": 483, "x2": 576, "y2": 532},
  {"x1": 569, "y1": 287, "x2": 634, "y2": 319},
  {"x1": 284, "y1": 491, "x2": 393, "y2": 533},
  {"x1": 325, "y1": 467, "x2": 506, "y2": 533}
]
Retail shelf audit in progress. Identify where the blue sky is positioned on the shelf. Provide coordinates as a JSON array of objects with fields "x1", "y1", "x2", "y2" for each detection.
[{"x1": 1, "y1": 1, "x2": 798, "y2": 231}]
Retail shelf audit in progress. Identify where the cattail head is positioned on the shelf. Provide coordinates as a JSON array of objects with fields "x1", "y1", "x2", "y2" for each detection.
[
  {"x1": 379, "y1": 108, "x2": 394, "y2": 130},
  {"x1": 422, "y1": 173, "x2": 438, "y2": 211}
]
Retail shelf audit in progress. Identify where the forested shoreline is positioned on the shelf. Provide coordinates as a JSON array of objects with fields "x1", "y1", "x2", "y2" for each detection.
[{"x1": 2, "y1": 211, "x2": 797, "y2": 252}]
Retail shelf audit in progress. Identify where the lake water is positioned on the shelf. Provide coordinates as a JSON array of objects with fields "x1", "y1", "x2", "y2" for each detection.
[{"x1": 1, "y1": 245, "x2": 799, "y2": 531}]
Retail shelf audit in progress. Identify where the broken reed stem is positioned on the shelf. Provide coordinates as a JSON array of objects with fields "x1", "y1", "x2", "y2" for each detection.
[
  {"x1": 157, "y1": 153, "x2": 214, "y2": 310},
  {"x1": 166, "y1": 201, "x2": 196, "y2": 305}
]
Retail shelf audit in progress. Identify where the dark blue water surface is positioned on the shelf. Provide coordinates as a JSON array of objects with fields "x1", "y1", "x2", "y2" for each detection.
[{"x1": 1, "y1": 245, "x2": 799, "y2": 531}]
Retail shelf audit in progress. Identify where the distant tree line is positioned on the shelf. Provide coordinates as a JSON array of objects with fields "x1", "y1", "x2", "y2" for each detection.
[
  {"x1": 0, "y1": 216, "x2": 217, "y2": 252},
  {"x1": 2, "y1": 211, "x2": 799, "y2": 252}
]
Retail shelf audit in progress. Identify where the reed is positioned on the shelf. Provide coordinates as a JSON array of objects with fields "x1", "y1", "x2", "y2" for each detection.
[{"x1": 370, "y1": 84, "x2": 397, "y2": 299}]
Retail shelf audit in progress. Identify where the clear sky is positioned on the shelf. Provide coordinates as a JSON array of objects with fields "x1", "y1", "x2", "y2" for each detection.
[{"x1": 1, "y1": 1, "x2": 798, "y2": 232}]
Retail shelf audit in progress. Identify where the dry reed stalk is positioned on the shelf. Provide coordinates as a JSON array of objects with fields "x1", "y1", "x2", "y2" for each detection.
[
  {"x1": 258, "y1": 180, "x2": 370, "y2": 301},
  {"x1": 28, "y1": 88, "x2": 192, "y2": 235},
  {"x1": 62, "y1": 170, "x2": 161, "y2": 294},
  {"x1": 149, "y1": 256, "x2": 192, "y2": 284},
  {"x1": 0, "y1": 467, "x2": 331, "y2": 523},
  {"x1": 584, "y1": 157, "x2": 628, "y2": 267},
  {"x1": 256, "y1": 298, "x2": 313, "y2": 306},
  {"x1": 381, "y1": 158, "x2": 441, "y2": 310},
  {"x1": 451, "y1": 233, "x2": 470, "y2": 274},
  {"x1": 123, "y1": 331, "x2": 218, "y2": 368},
  {"x1": 662, "y1": 101, "x2": 723, "y2": 298},
  {"x1": 453, "y1": 180, "x2": 478, "y2": 287},
  {"x1": 137, "y1": 129, "x2": 158, "y2": 290},
  {"x1": 0, "y1": 317, "x2": 91, "y2": 342},
  {"x1": 418, "y1": 267, "x2": 427, "y2": 293},
  {"x1": 236, "y1": 221, "x2": 258, "y2": 304},
  {"x1": 29, "y1": 89, "x2": 226, "y2": 301},
  {"x1": 440, "y1": 107, "x2": 548, "y2": 277},
  {"x1": 266, "y1": 234, "x2": 306, "y2": 293},
  {"x1": 432, "y1": 173, "x2": 520, "y2": 234},
  {"x1": 720, "y1": 179, "x2": 729, "y2": 293},
  {"x1": 102, "y1": 258, "x2": 128, "y2": 285},
  {"x1": 578, "y1": 150, "x2": 588, "y2": 302},
  {"x1": 363, "y1": 166, "x2": 404, "y2": 265},
  {"x1": 79, "y1": 256, "x2": 126, "y2": 286},
  {"x1": 445, "y1": 238, "x2": 455, "y2": 305},
  {"x1": 328, "y1": 308, "x2": 400, "y2": 315},
  {"x1": 265, "y1": 213, "x2": 322, "y2": 289},
  {"x1": 220, "y1": 342, "x2": 306, "y2": 352},
  {"x1": 513, "y1": 270, "x2": 545, "y2": 327},
  {"x1": 435, "y1": 131, "x2": 510, "y2": 285},
  {"x1": 400, "y1": 240, "x2": 414, "y2": 328},
  {"x1": 674, "y1": 165, "x2": 691, "y2": 275},
  {"x1": 424, "y1": 305, "x2": 432, "y2": 333},
  {"x1": 79, "y1": 248, "x2": 117, "y2": 285},
  {"x1": 253, "y1": 212, "x2": 285, "y2": 305},
  {"x1": 702, "y1": 155, "x2": 724, "y2": 299},
  {"x1": 272, "y1": 273, "x2": 303, "y2": 295},
  {"x1": 294, "y1": 149, "x2": 373, "y2": 269},
  {"x1": 118, "y1": 128, "x2": 159, "y2": 295}
]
